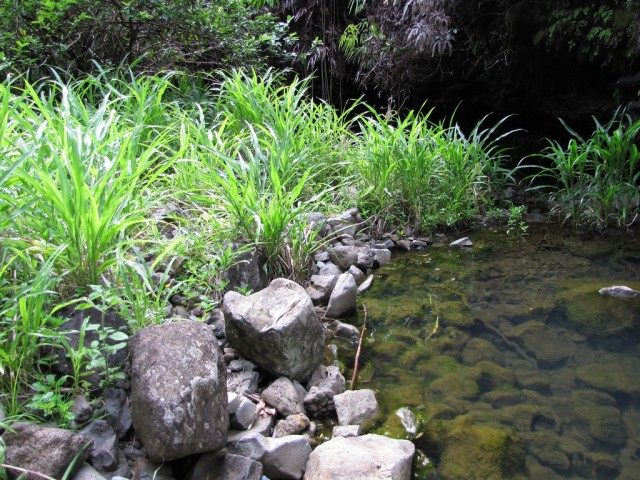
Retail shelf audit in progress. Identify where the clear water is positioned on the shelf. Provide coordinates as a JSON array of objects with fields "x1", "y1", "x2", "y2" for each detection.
[{"x1": 347, "y1": 227, "x2": 640, "y2": 480}]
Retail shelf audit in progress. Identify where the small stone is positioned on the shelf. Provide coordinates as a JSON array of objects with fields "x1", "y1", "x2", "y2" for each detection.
[
  {"x1": 449, "y1": 237, "x2": 473, "y2": 247},
  {"x1": 228, "y1": 370, "x2": 260, "y2": 395},
  {"x1": 317, "y1": 262, "x2": 341, "y2": 276},
  {"x1": 102, "y1": 388, "x2": 131, "y2": 439},
  {"x1": 273, "y1": 414, "x2": 310, "y2": 438},
  {"x1": 371, "y1": 248, "x2": 392, "y2": 266},
  {"x1": 220, "y1": 453, "x2": 263, "y2": 480},
  {"x1": 396, "y1": 239, "x2": 411, "y2": 251},
  {"x1": 227, "y1": 432, "x2": 268, "y2": 461},
  {"x1": 133, "y1": 458, "x2": 175, "y2": 480},
  {"x1": 347, "y1": 265, "x2": 365, "y2": 285},
  {"x1": 334, "y1": 321, "x2": 360, "y2": 342},
  {"x1": 308, "y1": 274, "x2": 339, "y2": 304},
  {"x1": 79, "y1": 420, "x2": 119, "y2": 472},
  {"x1": 228, "y1": 359, "x2": 257, "y2": 372},
  {"x1": 231, "y1": 397, "x2": 258, "y2": 430},
  {"x1": 357, "y1": 275, "x2": 374, "y2": 294},
  {"x1": 314, "y1": 251, "x2": 330, "y2": 263},
  {"x1": 332, "y1": 425, "x2": 361, "y2": 438},
  {"x1": 329, "y1": 246, "x2": 360, "y2": 270},
  {"x1": 71, "y1": 395, "x2": 93, "y2": 424},
  {"x1": 262, "y1": 377, "x2": 305, "y2": 416},
  {"x1": 598, "y1": 285, "x2": 640, "y2": 298},
  {"x1": 73, "y1": 463, "x2": 107, "y2": 480},
  {"x1": 334, "y1": 389, "x2": 379, "y2": 428},
  {"x1": 326, "y1": 273, "x2": 357, "y2": 318},
  {"x1": 304, "y1": 365, "x2": 346, "y2": 418}
]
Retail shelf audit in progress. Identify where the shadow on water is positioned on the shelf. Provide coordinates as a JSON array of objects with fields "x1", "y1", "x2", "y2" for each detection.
[{"x1": 342, "y1": 226, "x2": 640, "y2": 480}]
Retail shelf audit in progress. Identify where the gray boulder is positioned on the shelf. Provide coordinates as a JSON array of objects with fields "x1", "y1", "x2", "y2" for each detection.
[
  {"x1": 231, "y1": 397, "x2": 258, "y2": 430},
  {"x1": 102, "y1": 388, "x2": 131, "y2": 439},
  {"x1": 225, "y1": 247, "x2": 267, "y2": 292},
  {"x1": 219, "y1": 453, "x2": 263, "y2": 480},
  {"x1": 303, "y1": 365, "x2": 346, "y2": 418},
  {"x1": 228, "y1": 433, "x2": 311, "y2": 480},
  {"x1": 329, "y1": 246, "x2": 360, "y2": 270},
  {"x1": 347, "y1": 266, "x2": 365, "y2": 285},
  {"x1": 334, "y1": 389, "x2": 379, "y2": 428},
  {"x1": 357, "y1": 275, "x2": 374, "y2": 294},
  {"x1": 262, "y1": 435, "x2": 312, "y2": 480},
  {"x1": 71, "y1": 395, "x2": 93, "y2": 424},
  {"x1": 304, "y1": 434, "x2": 415, "y2": 480},
  {"x1": 371, "y1": 248, "x2": 392, "y2": 266},
  {"x1": 3, "y1": 422, "x2": 90, "y2": 480},
  {"x1": 317, "y1": 262, "x2": 341, "y2": 276},
  {"x1": 306, "y1": 275, "x2": 339, "y2": 305},
  {"x1": 223, "y1": 279, "x2": 324, "y2": 381},
  {"x1": 262, "y1": 377, "x2": 305, "y2": 416},
  {"x1": 129, "y1": 320, "x2": 228, "y2": 462},
  {"x1": 326, "y1": 273, "x2": 357, "y2": 318}
]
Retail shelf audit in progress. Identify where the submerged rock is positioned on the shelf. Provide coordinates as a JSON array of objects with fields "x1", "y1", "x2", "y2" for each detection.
[
  {"x1": 304, "y1": 434, "x2": 414, "y2": 480},
  {"x1": 505, "y1": 320, "x2": 576, "y2": 369},
  {"x1": 420, "y1": 415, "x2": 526, "y2": 480},
  {"x1": 223, "y1": 278, "x2": 324, "y2": 380},
  {"x1": 575, "y1": 355, "x2": 640, "y2": 399},
  {"x1": 129, "y1": 320, "x2": 228, "y2": 462}
]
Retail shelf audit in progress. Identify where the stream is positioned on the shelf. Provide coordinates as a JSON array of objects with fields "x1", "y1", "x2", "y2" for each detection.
[{"x1": 343, "y1": 226, "x2": 640, "y2": 479}]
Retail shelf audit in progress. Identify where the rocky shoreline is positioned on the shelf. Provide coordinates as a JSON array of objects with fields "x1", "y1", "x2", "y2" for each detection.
[{"x1": 2, "y1": 208, "x2": 443, "y2": 480}]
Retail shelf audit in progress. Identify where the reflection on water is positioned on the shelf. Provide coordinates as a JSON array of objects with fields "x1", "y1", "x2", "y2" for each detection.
[{"x1": 351, "y1": 227, "x2": 640, "y2": 480}]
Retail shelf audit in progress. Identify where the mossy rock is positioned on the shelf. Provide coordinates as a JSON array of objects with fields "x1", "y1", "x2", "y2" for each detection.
[
  {"x1": 378, "y1": 380, "x2": 426, "y2": 408},
  {"x1": 370, "y1": 338, "x2": 405, "y2": 358},
  {"x1": 436, "y1": 301, "x2": 475, "y2": 328},
  {"x1": 573, "y1": 404, "x2": 626, "y2": 447},
  {"x1": 470, "y1": 360, "x2": 517, "y2": 390},
  {"x1": 416, "y1": 355, "x2": 462, "y2": 380},
  {"x1": 364, "y1": 296, "x2": 430, "y2": 323},
  {"x1": 399, "y1": 343, "x2": 435, "y2": 368},
  {"x1": 575, "y1": 355, "x2": 640, "y2": 399},
  {"x1": 504, "y1": 320, "x2": 576, "y2": 368},
  {"x1": 421, "y1": 415, "x2": 526, "y2": 480},
  {"x1": 428, "y1": 371, "x2": 480, "y2": 401},
  {"x1": 489, "y1": 404, "x2": 557, "y2": 433},
  {"x1": 462, "y1": 338, "x2": 503, "y2": 365},
  {"x1": 527, "y1": 431, "x2": 571, "y2": 472},
  {"x1": 556, "y1": 280, "x2": 640, "y2": 337}
]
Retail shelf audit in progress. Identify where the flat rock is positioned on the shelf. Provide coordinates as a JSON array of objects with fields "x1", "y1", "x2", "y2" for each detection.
[
  {"x1": 357, "y1": 275, "x2": 374, "y2": 294},
  {"x1": 326, "y1": 273, "x2": 357, "y2": 318},
  {"x1": 223, "y1": 278, "x2": 324, "y2": 381},
  {"x1": 449, "y1": 237, "x2": 473, "y2": 247},
  {"x1": 304, "y1": 434, "x2": 414, "y2": 480},
  {"x1": 3, "y1": 422, "x2": 89, "y2": 480},
  {"x1": 129, "y1": 320, "x2": 228, "y2": 462},
  {"x1": 334, "y1": 389, "x2": 379, "y2": 428}
]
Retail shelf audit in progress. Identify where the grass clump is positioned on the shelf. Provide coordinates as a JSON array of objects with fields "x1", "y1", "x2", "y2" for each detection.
[
  {"x1": 353, "y1": 109, "x2": 514, "y2": 232},
  {"x1": 527, "y1": 111, "x2": 640, "y2": 230}
]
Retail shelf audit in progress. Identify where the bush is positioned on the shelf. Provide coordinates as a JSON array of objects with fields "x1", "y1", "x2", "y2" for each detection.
[{"x1": 0, "y1": 0, "x2": 292, "y2": 75}]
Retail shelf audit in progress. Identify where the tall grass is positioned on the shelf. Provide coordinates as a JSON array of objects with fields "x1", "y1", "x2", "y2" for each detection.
[
  {"x1": 528, "y1": 112, "x2": 640, "y2": 230},
  {"x1": 353, "y1": 108, "x2": 514, "y2": 231},
  {"x1": 0, "y1": 68, "x2": 517, "y2": 426}
]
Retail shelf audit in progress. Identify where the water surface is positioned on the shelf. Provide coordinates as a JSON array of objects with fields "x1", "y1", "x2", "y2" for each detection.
[{"x1": 350, "y1": 227, "x2": 640, "y2": 480}]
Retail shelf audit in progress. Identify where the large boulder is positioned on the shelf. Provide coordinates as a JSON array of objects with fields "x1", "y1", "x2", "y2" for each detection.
[
  {"x1": 2, "y1": 422, "x2": 90, "y2": 480},
  {"x1": 223, "y1": 279, "x2": 324, "y2": 381},
  {"x1": 129, "y1": 320, "x2": 228, "y2": 462},
  {"x1": 304, "y1": 434, "x2": 414, "y2": 480}
]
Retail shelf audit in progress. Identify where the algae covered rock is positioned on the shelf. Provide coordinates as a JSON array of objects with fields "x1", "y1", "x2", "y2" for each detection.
[
  {"x1": 420, "y1": 415, "x2": 526, "y2": 480},
  {"x1": 504, "y1": 320, "x2": 576, "y2": 369},
  {"x1": 462, "y1": 338, "x2": 503, "y2": 365},
  {"x1": 575, "y1": 354, "x2": 640, "y2": 399},
  {"x1": 555, "y1": 280, "x2": 640, "y2": 336}
]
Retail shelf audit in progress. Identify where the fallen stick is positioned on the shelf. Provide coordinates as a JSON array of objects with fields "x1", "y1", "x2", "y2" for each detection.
[{"x1": 349, "y1": 304, "x2": 368, "y2": 390}]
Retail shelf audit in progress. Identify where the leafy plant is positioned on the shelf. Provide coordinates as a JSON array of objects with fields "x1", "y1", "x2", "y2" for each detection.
[{"x1": 506, "y1": 205, "x2": 528, "y2": 235}]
